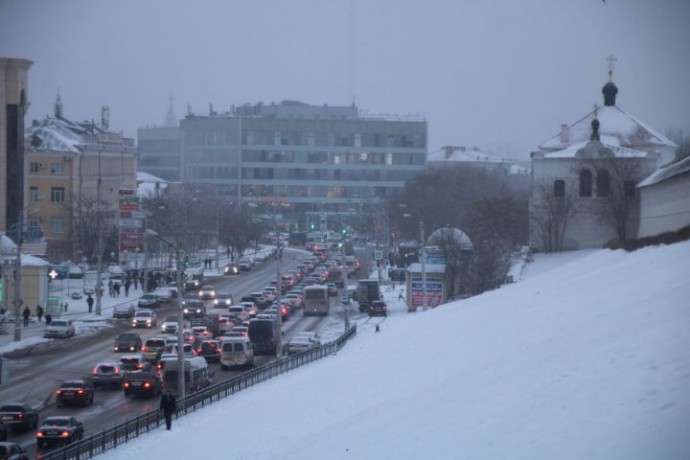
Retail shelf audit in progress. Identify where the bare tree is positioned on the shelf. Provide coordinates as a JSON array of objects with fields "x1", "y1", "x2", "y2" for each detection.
[
  {"x1": 529, "y1": 181, "x2": 578, "y2": 252},
  {"x1": 73, "y1": 194, "x2": 116, "y2": 264},
  {"x1": 218, "y1": 203, "x2": 264, "y2": 261}
]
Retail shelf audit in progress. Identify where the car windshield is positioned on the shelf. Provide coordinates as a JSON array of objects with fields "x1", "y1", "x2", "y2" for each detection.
[
  {"x1": 146, "y1": 339, "x2": 165, "y2": 347},
  {"x1": 165, "y1": 316, "x2": 178, "y2": 322},
  {"x1": 43, "y1": 418, "x2": 69, "y2": 427},
  {"x1": 51, "y1": 320, "x2": 68, "y2": 326},
  {"x1": 136, "y1": 311, "x2": 151, "y2": 317}
]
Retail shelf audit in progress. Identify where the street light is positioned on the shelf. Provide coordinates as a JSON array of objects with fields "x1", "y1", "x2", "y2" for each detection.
[{"x1": 145, "y1": 228, "x2": 186, "y2": 401}]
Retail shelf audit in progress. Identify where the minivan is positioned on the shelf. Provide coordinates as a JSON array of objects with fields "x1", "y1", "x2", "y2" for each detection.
[{"x1": 219, "y1": 336, "x2": 254, "y2": 370}]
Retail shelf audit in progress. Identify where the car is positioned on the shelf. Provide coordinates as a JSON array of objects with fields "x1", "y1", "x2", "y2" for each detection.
[
  {"x1": 131, "y1": 309, "x2": 157, "y2": 328},
  {"x1": 217, "y1": 315, "x2": 235, "y2": 333},
  {"x1": 0, "y1": 442, "x2": 28, "y2": 459},
  {"x1": 112, "y1": 303, "x2": 136, "y2": 319},
  {"x1": 43, "y1": 319, "x2": 75, "y2": 339},
  {"x1": 92, "y1": 361, "x2": 123, "y2": 389},
  {"x1": 152, "y1": 287, "x2": 176, "y2": 303},
  {"x1": 248, "y1": 292, "x2": 269, "y2": 309},
  {"x1": 213, "y1": 292, "x2": 234, "y2": 308},
  {"x1": 183, "y1": 299, "x2": 206, "y2": 319},
  {"x1": 118, "y1": 353, "x2": 148, "y2": 372},
  {"x1": 223, "y1": 263, "x2": 240, "y2": 275},
  {"x1": 226, "y1": 325, "x2": 248, "y2": 338},
  {"x1": 141, "y1": 337, "x2": 167, "y2": 362},
  {"x1": 161, "y1": 315, "x2": 180, "y2": 334},
  {"x1": 197, "y1": 339, "x2": 222, "y2": 363},
  {"x1": 238, "y1": 257, "x2": 253, "y2": 270},
  {"x1": 0, "y1": 404, "x2": 38, "y2": 431},
  {"x1": 226, "y1": 306, "x2": 249, "y2": 322},
  {"x1": 240, "y1": 301, "x2": 258, "y2": 318},
  {"x1": 122, "y1": 368, "x2": 162, "y2": 398},
  {"x1": 293, "y1": 331, "x2": 321, "y2": 346},
  {"x1": 35, "y1": 416, "x2": 84, "y2": 448},
  {"x1": 198, "y1": 285, "x2": 216, "y2": 300},
  {"x1": 55, "y1": 379, "x2": 94, "y2": 407},
  {"x1": 113, "y1": 332, "x2": 143, "y2": 352},
  {"x1": 285, "y1": 335, "x2": 317, "y2": 355},
  {"x1": 137, "y1": 293, "x2": 161, "y2": 309},
  {"x1": 325, "y1": 282, "x2": 339, "y2": 297},
  {"x1": 219, "y1": 336, "x2": 254, "y2": 370},
  {"x1": 368, "y1": 300, "x2": 388, "y2": 317},
  {"x1": 161, "y1": 342, "x2": 196, "y2": 358}
]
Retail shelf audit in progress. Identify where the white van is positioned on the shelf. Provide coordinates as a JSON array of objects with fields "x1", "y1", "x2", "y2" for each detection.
[
  {"x1": 161, "y1": 356, "x2": 211, "y2": 396},
  {"x1": 219, "y1": 336, "x2": 254, "y2": 370}
]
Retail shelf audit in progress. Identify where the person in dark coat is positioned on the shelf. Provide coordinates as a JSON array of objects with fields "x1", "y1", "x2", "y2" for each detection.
[
  {"x1": 159, "y1": 390, "x2": 177, "y2": 430},
  {"x1": 36, "y1": 304, "x2": 43, "y2": 322},
  {"x1": 45, "y1": 313, "x2": 52, "y2": 325},
  {"x1": 22, "y1": 306, "x2": 30, "y2": 327},
  {"x1": 87, "y1": 295, "x2": 94, "y2": 313}
]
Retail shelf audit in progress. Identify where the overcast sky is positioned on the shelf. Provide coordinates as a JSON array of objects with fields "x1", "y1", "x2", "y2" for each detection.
[{"x1": 1, "y1": 0, "x2": 688, "y2": 159}]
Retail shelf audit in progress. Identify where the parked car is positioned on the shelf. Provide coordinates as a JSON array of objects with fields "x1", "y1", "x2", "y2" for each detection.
[
  {"x1": 92, "y1": 360, "x2": 123, "y2": 389},
  {"x1": 35, "y1": 416, "x2": 84, "y2": 448},
  {"x1": 55, "y1": 380, "x2": 94, "y2": 407},
  {"x1": 0, "y1": 404, "x2": 38, "y2": 431},
  {"x1": 137, "y1": 293, "x2": 161, "y2": 309},
  {"x1": 113, "y1": 332, "x2": 142, "y2": 352},
  {"x1": 214, "y1": 292, "x2": 234, "y2": 308},
  {"x1": 0, "y1": 442, "x2": 28, "y2": 459},
  {"x1": 112, "y1": 303, "x2": 136, "y2": 319},
  {"x1": 44, "y1": 319, "x2": 75, "y2": 339},
  {"x1": 131, "y1": 309, "x2": 158, "y2": 328}
]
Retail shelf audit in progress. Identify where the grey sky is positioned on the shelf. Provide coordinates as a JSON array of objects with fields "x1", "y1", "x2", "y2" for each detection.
[{"x1": 1, "y1": 0, "x2": 688, "y2": 159}]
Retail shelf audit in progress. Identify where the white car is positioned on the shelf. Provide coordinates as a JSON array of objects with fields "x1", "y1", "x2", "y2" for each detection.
[
  {"x1": 44, "y1": 319, "x2": 76, "y2": 339},
  {"x1": 161, "y1": 315, "x2": 180, "y2": 334},
  {"x1": 131, "y1": 309, "x2": 158, "y2": 328},
  {"x1": 285, "y1": 336, "x2": 316, "y2": 355}
]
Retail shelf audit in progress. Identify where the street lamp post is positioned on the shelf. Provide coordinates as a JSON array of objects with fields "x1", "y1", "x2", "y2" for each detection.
[
  {"x1": 420, "y1": 220, "x2": 428, "y2": 312},
  {"x1": 146, "y1": 228, "x2": 186, "y2": 401},
  {"x1": 272, "y1": 203, "x2": 283, "y2": 358},
  {"x1": 12, "y1": 219, "x2": 23, "y2": 342}
]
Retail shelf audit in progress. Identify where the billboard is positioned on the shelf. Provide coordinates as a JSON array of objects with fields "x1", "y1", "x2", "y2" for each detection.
[{"x1": 409, "y1": 278, "x2": 443, "y2": 308}]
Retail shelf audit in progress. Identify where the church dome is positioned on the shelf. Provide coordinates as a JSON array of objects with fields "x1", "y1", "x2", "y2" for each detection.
[{"x1": 602, "y1": 81, "x2": 618, "y2": 106}]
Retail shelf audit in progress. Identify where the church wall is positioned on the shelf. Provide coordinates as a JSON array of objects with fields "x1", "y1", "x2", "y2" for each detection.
[{"x1": 638, "y1": 172, "x2": 690, "y2": 238}]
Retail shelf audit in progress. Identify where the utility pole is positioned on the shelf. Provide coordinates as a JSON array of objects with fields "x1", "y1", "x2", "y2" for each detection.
[
  {"x1": 420, "y1": 220, "x2": 427, "y2": 312},
  {"x1": 95, "y1": 149, "x2": 103, "y2": 315},
  {"x1": 13, "y1": 214, "x2": 23, "y2": 342},
  {"x1": 175, "y1": 246, "x2": 186, "y2": 401},
  {"x1": 273, "y1": 204, "x2": 283, "y2": 358}
]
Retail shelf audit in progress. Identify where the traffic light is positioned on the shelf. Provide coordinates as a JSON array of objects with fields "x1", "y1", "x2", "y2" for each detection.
[
  {"x1": 391, "y1": 229, "x2": 398, "y2": 240},
  {"x1": 309, "y1": 222, "x2": 315, "y2": 230}
]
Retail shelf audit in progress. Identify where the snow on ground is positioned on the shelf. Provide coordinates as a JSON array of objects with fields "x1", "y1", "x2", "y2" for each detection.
[{"x1": 100, "y1": 242, "x2": 690, "y2": 460}]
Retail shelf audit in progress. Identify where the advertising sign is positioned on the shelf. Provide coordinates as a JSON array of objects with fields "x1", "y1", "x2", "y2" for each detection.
[{"x1": 410, "y1": 278, "x2": 443, "y2": 308}]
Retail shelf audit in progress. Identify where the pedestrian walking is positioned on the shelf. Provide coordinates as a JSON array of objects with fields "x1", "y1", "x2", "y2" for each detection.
[
  {"x1": 398, "y1": 290, "x2": 404, "y2": 301},
  {"x1": 63, "y1": 301, "x2": 69, "y2": 312},
  {"x1": 114, "y1": 282, "x2": 121, "y2": 297},
  {"x1": 45, "y1": 313, "x2": 52, "y2": 325},
  {"x1": 133, "y1": 277, "x2": 139, "y2": 290},
  {"x1": 36, "y1": 304, "x2": 43, "y2": 322},
  {"x1": 87, "y1": 294, "x2": 94, "y2": 314},
  {"x1": 159, "y1": 390, "x2": 177, "y2": 430},
  {"x1": 22, "y1": 306, "x2": 30, "y2": 327},
  {"x1": 124, "y1": 279, "x2": 131, "y2": 297},
  {"x1": 108, "y1": 280, "x2": 114, "y2": 298}
]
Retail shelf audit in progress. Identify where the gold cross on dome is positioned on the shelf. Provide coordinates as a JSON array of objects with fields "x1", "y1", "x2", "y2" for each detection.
[{"x1": 606, "y1": 54, "x2": 617, "y2": 81}]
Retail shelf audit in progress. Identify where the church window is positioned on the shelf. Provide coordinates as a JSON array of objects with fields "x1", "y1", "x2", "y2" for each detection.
[
  {"x1": 597, "y1": 170, "x2": 610, "y2": 197},
  {"x1": 579, "y1": 170, "x2": 592, "y2": 197},
  {"x1": 554, "y1": 180, "x2": 565, "y2": 197}
]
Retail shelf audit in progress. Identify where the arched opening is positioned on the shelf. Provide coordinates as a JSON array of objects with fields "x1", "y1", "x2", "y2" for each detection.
[
  {"x1": 579, "y1": 170, "x2": 592, "y2": 197},
  {"x1": 597, "y1": 170, "x2": 610, "y2": 197},
  {"x1": 554, "y1": 180, "x2": 565, "y2": 197}
]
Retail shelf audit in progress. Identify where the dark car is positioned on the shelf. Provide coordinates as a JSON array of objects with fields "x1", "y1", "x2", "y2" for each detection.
[
  {"x1": 121, "y1": 369, "x2": 162, "y2": 398},
  {"x1": 113, "y1": 332, "x2": 143, "y2": 352},
  {"x1": 0, "y1": 404, "x2": 38, "y2": 431},
  {"x1": 0, "y1": 442, "x2": 28, "y2": 459},
  {"x1": 183, "y1": 299, "x2": 206, "y2": 319},
  {"x1": 0, "y1": 422, "x2": 7, "y2": 442},
  {"x1": 137, "y1": 293, "x2": 161, "y2": 309},
  {"x1": 368, "y1": 300, "x2": 387, "y2": 317},
  {"x1": 35, "y1": 416, "x2": 84, "y2": 448},
  {"x1": 55, "y1": 380, "x2": 94, "y2": 408},
  {"x1": 112, "y1": 303, "x2": 136, "y2": 319},
  {"x1": 197, "y1": 339, "x2": 221, "y2": 363}
]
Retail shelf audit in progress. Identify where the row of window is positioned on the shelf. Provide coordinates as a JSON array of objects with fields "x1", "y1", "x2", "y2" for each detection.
[
  {"x1": 30, "y1": 186, "x2": 66, "y2": 203},
  {"x1": 553, "y1": 170, "x2": 636, "y2": 198},
  {"x1": 26, "y1": 215, "x2": 64, "y2": 234},
  {"x1": 29, "y1": 162, "x2": 64, "y2": 174},
  {"x1": 183, "y1": 165, "x2": 415, "y2": 182}
]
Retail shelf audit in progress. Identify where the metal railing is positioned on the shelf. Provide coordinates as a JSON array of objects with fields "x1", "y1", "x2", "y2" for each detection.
[{"x1": 40, "y1": 325, "x2": 357, "y2": 460}]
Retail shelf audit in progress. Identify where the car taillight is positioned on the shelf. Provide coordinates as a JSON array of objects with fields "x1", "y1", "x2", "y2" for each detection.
[
  {"x1": 123, "y1": 382, "x2": 130, "y2": 388},
  {"x1": 142, "y1": 346, "x2": 148, "y2": 351},
  {"x1": 36, "y1": 432, "x2": 45, "y2": 437},
  {"x1": 77, "y1": 389, "x2": 84, "y2": 395},
  {"x1": 93, "y1": 367, "x2": 98, "y2": 375},
  {"x1": 55, "y1": 390, "x2": 62, "y2": 396},
  {"x1": 60, "y1": 431, "x2": 70, "y2": 437},
  {"x1": 143, "y1": 382, "x2": 151, "y2": 389}
]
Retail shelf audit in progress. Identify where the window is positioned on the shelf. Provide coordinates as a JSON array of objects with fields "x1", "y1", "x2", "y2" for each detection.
[
  {"x1": 50, "y1": 187, "x2": 65, "y2": 203},
  {"x1": 51, "y1": 162, "x2": 64, "y2": 174},
  {"x1": 51, "y1": 217, "x2": 65, "y2": 234},
  {"x1": 596, "y1": 170, "x2": 610, "y2": 197},
  {"x1": 554, "y1": 180, "x2": 565, "y2": 197},
  {"x1": 30, "y1": 186, "x2": 39, "y2": 202},
  {"x1": 30, "y1": 162, "x2": 40, "y2": 173},
  {"x1": 579, "y1": 170, "x2": 592, "y2": 197}
]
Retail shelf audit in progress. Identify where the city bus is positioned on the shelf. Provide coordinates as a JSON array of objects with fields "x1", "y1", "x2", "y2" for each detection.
[{"x1": 303, "y1": 285, "x2": 330, "y2": 316}]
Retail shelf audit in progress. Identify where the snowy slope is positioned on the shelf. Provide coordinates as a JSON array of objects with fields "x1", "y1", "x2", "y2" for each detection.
[{"x1": 103, "y1": 243, "x2": 690, "y2": 460}]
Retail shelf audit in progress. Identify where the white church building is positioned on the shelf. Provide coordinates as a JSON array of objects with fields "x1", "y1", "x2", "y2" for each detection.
[{"x1": 529, "y1": 59, "x2": 676, "y2": 252}]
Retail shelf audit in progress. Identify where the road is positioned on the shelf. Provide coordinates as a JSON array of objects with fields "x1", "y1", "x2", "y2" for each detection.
[{"x1": 0, "y1": 248, "x2": 329, "y2": 457}]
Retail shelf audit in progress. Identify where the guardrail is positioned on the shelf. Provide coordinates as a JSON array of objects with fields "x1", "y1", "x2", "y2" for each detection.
[{"x1": 39, "y1": 325, "x2": 357, "y2": 460}]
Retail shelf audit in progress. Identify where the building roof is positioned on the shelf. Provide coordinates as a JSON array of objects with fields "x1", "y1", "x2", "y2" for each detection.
[
  {"x1": 638, "y1": 155, "x2": 690, "y2": 188},
  {"x1": 543, "y1": 139, "x2": 650, "y2": 159},
  {"x1": 540, "y1": 105, "x2": 675, "y2": 152},
  {"x1": 429, "y1": 146, "x2": 530, "y2": 174}
]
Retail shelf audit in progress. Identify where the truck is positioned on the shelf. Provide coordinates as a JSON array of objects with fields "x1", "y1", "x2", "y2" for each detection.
[
  {"x1": 354, "y1": 279, "x2": 381, "y2": 313},
  {"x1": 248, "y1": 318, "x2": 277, "y2": 355}
]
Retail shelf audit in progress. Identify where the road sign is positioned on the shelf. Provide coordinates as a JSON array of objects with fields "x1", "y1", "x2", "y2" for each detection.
[{"x1": 374, "y1": 250, "x2": 383, "y2": 261}]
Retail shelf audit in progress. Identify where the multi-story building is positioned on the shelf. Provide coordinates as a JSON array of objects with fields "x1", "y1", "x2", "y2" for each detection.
[
  {"x1": 139, "y1": 100, "x2": 427, "y2": 229},
  {"x1": 25, "y1": 96, "x2": 137, "y2": 263}
]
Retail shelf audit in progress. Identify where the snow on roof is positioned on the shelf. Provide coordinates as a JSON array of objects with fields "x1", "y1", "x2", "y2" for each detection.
[
  {"x1": 137, "y1": 171, "x2": 169, "y2": 197},
  {"x1": 638, "y1": 155, "x2": 690, "y2": 188},
  {"x1": 543, "y1": 140, "x2": 649, "y2": 159},
  {"x1": 540, "y1": 105, "x2": 676, "y2": 151},
  {"x1": 428, "y1": 146, "x2": 503, "y2": 163}
]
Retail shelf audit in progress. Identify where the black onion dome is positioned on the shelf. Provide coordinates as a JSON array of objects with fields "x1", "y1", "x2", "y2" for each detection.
[{"x1": 602, "y1": 81, "x2": 618, "y2": 106}]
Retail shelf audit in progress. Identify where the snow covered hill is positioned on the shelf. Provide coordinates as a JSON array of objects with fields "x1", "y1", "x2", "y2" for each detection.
[{"x1": 104, "y1": 242, "x2": 690, "y2": 460}]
